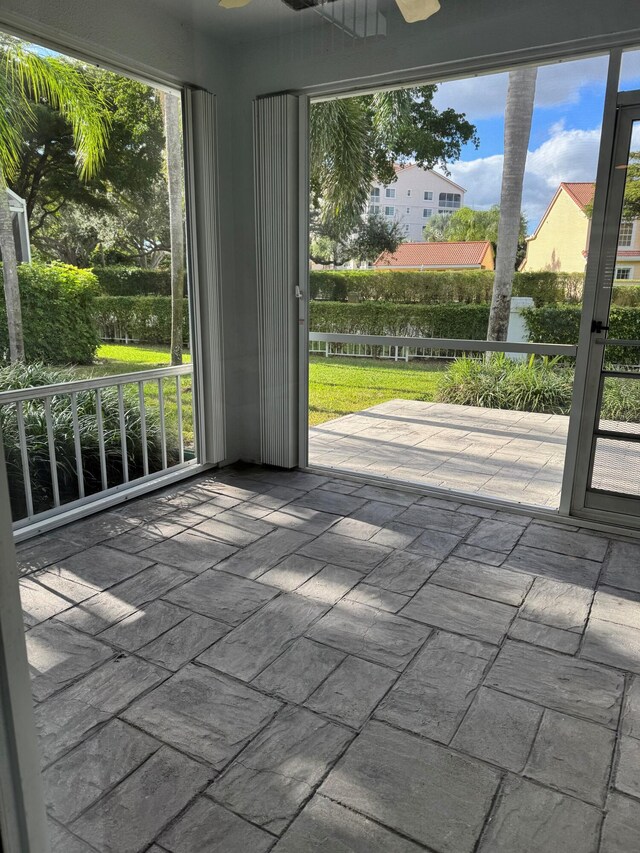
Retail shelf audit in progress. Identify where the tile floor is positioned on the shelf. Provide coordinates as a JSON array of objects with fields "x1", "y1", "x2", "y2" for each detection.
[{"x1": 17, "y1": 466, "x2": 640, "y2": 852}]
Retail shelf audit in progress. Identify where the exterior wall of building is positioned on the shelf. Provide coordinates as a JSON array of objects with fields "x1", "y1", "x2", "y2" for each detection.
[
  {"x1": 521, "y1": 189, "x2": 589, "y2": 273},
  {"x1": 369, "y1": 167, "x2": 465, "y2": 243}
]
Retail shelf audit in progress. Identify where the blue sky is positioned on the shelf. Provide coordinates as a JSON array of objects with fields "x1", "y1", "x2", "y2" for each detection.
[{"x1": 431, "y1": 51, "x2": 640, "y2": 233}]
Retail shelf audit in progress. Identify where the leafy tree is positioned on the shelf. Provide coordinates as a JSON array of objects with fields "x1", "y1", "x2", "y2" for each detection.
[
  {"x1": 424, "y1": 205, "x2": 528, "y2": 267},
  {"x1": 347, "y1": 214, "x2": 405, "y2": 265},
  {"x1": 310, "y1": 87, "x2": 478, "y2": 240},
  {"x1": 623, "y1": 151, "x2": 640, "y2": 221}
]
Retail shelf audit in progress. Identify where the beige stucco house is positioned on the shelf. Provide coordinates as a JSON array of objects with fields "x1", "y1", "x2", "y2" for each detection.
[{"x1": 520, "y1": 181, "x2": 640, "y2": 279}]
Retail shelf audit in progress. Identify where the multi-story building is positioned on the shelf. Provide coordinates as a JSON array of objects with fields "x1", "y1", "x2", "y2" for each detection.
[{"x1": 368, "y1": 164, "x2": 467, "y2": 242}]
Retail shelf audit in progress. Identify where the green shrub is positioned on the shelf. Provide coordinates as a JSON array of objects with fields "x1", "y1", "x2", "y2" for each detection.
[
  {"x1": 0, "y1": 362, "x2": 177, "y2": 519},
  {"x1": 94, "y1": 296, "x2": 189, "y2": 345},
  {"x1": 92, "y1": 265, "x2": 176, "y2": 296},
  {"x1": 0, "y1": 263, "x2": 99, "y2": 364},
  {"x1": 611, "y1": 283, "x2": 640, "y2": 306}
]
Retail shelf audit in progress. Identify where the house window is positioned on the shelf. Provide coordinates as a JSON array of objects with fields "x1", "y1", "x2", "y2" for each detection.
[
  {"x1": 423, "y1": 209, "x2": 433, "y2": 218},
  {"x1": 439, "y1": 192, "x2": 461, "y2": 209},
  {"x1": 368, "y1": 204, "x2": 380, "y2": 215},
  {"x1": 385, "y1": 187, "x2": 396, "y2": 198},
  {"x1": 424, "y1": 191, "x2": 433, "y2": 200},
  {"x1": 384, "y1": 206, "x2": 395, "y2": 216},
  {"x1": 370, "y1": 188, "x2": 380, "y2": 202},
  {"x1": 406, "y1": 207, "x2": 411, "y2": 214},
  {"x1": 615, "y1": 267, "x2": 632, "y2": 280},
  {"x1": 619, "y1": 221, "x2": 633, "y2": 247}
]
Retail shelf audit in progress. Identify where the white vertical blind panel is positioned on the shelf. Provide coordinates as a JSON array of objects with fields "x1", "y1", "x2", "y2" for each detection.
[{"x1": 254, "y1": 94, "x2": 300, "y2": 467}]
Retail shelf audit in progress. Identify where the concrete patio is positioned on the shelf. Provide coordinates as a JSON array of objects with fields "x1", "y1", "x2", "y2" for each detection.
[
  {"x1": 310, "y1": 400, "x2": 569, "y2": 508},
  {"x1": 17, "y1": 466, "x2": 640, "y2": 852}
]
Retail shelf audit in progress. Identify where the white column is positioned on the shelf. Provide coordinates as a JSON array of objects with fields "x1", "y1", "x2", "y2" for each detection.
[{"x1": 506, "y1": 296, "x2": 535, "y2": 361}]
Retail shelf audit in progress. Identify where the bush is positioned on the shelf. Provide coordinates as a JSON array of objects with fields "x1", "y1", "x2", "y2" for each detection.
[
  {"x1": 611, "y1": 283, "x2": 640, "y2": 306},
  {"x1": 0, "y1": 263, "x2": 99, "y2": 364},
  {"x1": 310, "y1": 301, "x2": 490, "y2": 340},
  {"x1": 92, "y1": 265, "x2": 177, "y2": 296},
  {"x1": 0, "y1": 362, "x2": 177, "y2": 519},
  {"x1": 94, "y1": 296, "x2": 189, "y2": 345},
  {"x1": 309, "y1": 269, "x2": 583, "y2": 306}
]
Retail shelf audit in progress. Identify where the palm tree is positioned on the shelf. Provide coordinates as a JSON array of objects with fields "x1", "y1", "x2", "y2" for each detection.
[
  {"x1": 487, "y1": 67, "x2": 538, "y2": 341},
  {"x1": 0, "y1": 38, "x2": 110, "y2": 362}
]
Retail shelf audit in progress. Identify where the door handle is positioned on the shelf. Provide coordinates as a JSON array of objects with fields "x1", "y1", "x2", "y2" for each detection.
[{"x1": 591, "y1": 320, "x2": 609, "y2": 334}]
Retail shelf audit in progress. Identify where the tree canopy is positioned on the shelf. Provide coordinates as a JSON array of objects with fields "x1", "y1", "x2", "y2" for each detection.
[
  {"x1": 423, "y1": 205, "x2": 528, "y2": 268},
  {"x1": 623, "y1": 151, "x2": 640, "y2": 221}
]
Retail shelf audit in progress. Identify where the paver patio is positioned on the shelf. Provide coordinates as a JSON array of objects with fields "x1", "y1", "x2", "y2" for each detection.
[
  {"x1": 310, "y1": 399, "x2": 569, "y2": 508},
  {"x1": 17, "y1": 466, "x2": 640, "y2": 852}
]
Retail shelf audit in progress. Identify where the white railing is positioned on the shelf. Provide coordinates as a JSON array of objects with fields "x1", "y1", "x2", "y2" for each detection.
[{"x1": 0, "y1": 364, "x2": 196, "y2": 532}]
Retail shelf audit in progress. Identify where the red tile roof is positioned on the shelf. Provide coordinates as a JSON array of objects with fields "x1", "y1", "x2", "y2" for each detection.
[
  {"x1": 561, "y1": 182, "x2": 595, "y2": 212},
  {"x1": 374, "y1": 241, "x2": 493, "y2": 268}
]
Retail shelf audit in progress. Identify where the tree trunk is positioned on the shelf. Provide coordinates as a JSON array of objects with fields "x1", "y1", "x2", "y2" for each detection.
[
  {"x1": 487, "y1": 67, "x2": 538, "y2": 342},
  {"x1": 0, "y1": 180, "x2": 25, "y2": 362},
  {"x1": 162, "y1": 93, "x2": 186, "y2": 366}
]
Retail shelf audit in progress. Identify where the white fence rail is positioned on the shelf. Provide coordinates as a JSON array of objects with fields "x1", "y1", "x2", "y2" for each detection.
[{"x1": 0, "y1": 364, "x2": 196, "y2": 532}]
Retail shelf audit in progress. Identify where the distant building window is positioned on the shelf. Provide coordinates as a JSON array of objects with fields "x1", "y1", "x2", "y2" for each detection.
[
  {"x1": 407, "y1": 189, "x2": 412, "y2": 197},
  {"x1": 423, "y1": 209, "x2": 433, "y2": 218},
  {"x1": 424, "y1": 191, "x2": 433, "y2": 200},
  {"x1": 439, "y1": 192, "x2": 461, "y2": 209},
  {"x1": 368, "y1": 204, "x2": 380, "y2": 215},
  {"x1": 438, "y1": 209, "x2": 453, "y2": 216},
  {"x1": 385, "y1": 188, "x2": 396, "y2": 198},
  {"x1": 384, "y1": 206, "x2": 395, "y2": 216},
  {"x1": 615, "y1": 266, "x2": 632, "y2": 280},
  {"x1": 370, "y1": 188, "x2": 380, "y2": 201},
  {"x1": 619, "y1": 221, "x2": 633, "y2": 247},
  {"x1": 406, "y1": 207, "x2": 411, "y2": 214}
]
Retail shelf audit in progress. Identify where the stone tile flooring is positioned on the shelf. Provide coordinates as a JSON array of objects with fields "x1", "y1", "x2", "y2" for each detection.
[
  {"x1": 17, "y1": 466, "x2": 640, "y2": 852},
  {"x1": 309, "y1": 400, "x2": 569, "y2": 508}
]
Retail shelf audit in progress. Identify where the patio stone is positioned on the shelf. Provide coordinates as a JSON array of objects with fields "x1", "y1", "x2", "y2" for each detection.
[
  {"x1": 164, "y1": 568, "x2": 278, "y2": 625},
  {"x1": 192, "y1": 510, "x2": 274, "y2": 546},
  {"x1": 16, "y1": 534, "x2": 84, "y2": 575},
  {"x1": 71, "y1": 746, "x2": 213, "y2": 853},
  {"x1": 209, "y1": 706, "x2": 352, "y2": 835},
  {"x1": 263, "y1": 504, "x2": 341, "y2": 535},
  {"x1": 121, "y1": 664, "x2": 281, "y2": 768},
  {"x1": 216, "y1": 528, "x2": 314, "y2": 579},
  {"x1": 525, "y1": 709, "x2": 615, "y2": 805},
  {"x1": 253, "y1": 637, "x2": 345, "y2": 703},
  {"x1": 453, "y1": 543, "x2": 506, "y2": 565},
  {"x1": 64, "y1": 654, "x2": 168, "y2": 714},
  {"x1": 138, "y1": 613, "x2": 229, "y2": 671},
  {"x1": 476, "y1": 776, "x2": 601, "y2": 853},
  {"x1": 581, "y1": 618, "x2": 640, "y2": 674},
  {"x1": 401, "y1": 583, "x2": 517, "y2": 644},
  {"x1": 451, "y1": 687, "x2": 541, "y2": 772},
  {"x1": 520, "y1": 522, "x2": 609, "y2": 561},
  {"x1": 296, "y1": 564, "x2": 362, "y2": 604},
  {"x1": 258, "y1": 554, "x2": 324, "y2": 591},
  {"x1": 398, "y1": 504, "x2": 478, "y2": 536},
  {"x1": 48, "y1": 545, "x2": 153, "y2": 591},
  {"x1": 622, "y1": 676, "x2": 640, "y2": 738},
  {"x1": 519, "y1": 576, "x2": 593, "y2": 632},
  {"x1": 320, "y1": 720, "x2": 500, "y2": 853},
  {"x1": 405, "y1": 528, "x2": 463, "y2": 559},
  {"x1": 376, "y1": 630, "x2": 493, "y2": 742},
  {"x1": 43, "y1": 719, "x2": 159, "y2": 822},
  {"x1": 296, "y1": 488, "x2": 366, "y2": 516},
  {"x1": 299, "y1": 532, "x2": 391, "y2": 572},
  {"x1": 344, "y1": 582, "x2": 410, "y2": 612},
  {"x1": 26, "y1": 620, "x2": 113, "y2": 701},
  {"x1": 55, "y1": 512, "x2": 138, "y2": 548},
  {"x1": 486, "y1": 640, "x2": 624, "y2": 727},
  {"x1": 602, "y1": 541, "x2": 640, "y2": 592},
  {"x1": 59, "y1": 563, "x2": 190, "y2": 634},
  {"x1": 614, "y1": 735, "x2": 640, "y2": 799},
  {"x1": 198, "y1": 592, "x2": 327, "y2": 680},
  {"x1": 591, "y1": 586, "x2": 640, "y2": 627},
  {"x1": 600, "y1": 793, "x2": 640, "y2": 853},
  {"x1": 331, "y1": 500, "x2": 405, "y2": 540},
  {"x1": 365, "y1": 550, "x2": 439, "y2": 595},
  {"x1": 98, "y1": 600, "x2": 189, "y2": 651},
  {"x1": 251, "y1": 484, "x2": 306, "y2": 508},
  {"x1": 305, "y1": 655, "x2": 397, "y2": 728},
  {"x1": 503, "y1": 544, "x2": 602, "y2": 586},
  {"x1": 272, "y1": 795, "x2": 424, "y2": 853},
  {"x1": 140, "y1": 528, "x2": 237, "y2": 573},
  {"x1": 107, "y1": 518, "x2": 189, "y2": 553},
  {"x1": 351, "y1": 484, "x2": 417, "y2": 505},
  {"x1": 368, "y1": 521, "x2": 422, "y2": 549},
  {"x1": 307, "y1": 600, "x2": 429, "y2": 670},
  {"x1": 508, "y1": 617, "x2": 581, "y2": 654},
  {"x1": 429, "y1": 556, "x2": 532, "y2": 606},
  {"x1": 159, "y1": 798, "x2": 274, "y2": 853},
  {"x1": 48, "y1": 821, "x2": 96, "y2": 853},
  {"x1": 35, "y1": 694, "x2": 111, "y2": 767},
  {"x1": 20, "y1": 570, "x2": 97, "y2": 627},
  {"x1": 465, "y1": 518, "x2": 523, "y2": 552}
]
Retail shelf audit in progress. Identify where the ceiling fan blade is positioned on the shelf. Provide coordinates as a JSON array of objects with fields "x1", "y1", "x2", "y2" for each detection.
[
  {"x1": 395, "y1": 0, "x2": 441, "y2": 23},
  {"x1": 219, "y1": 0, "x2": 253, "y2": 8}
]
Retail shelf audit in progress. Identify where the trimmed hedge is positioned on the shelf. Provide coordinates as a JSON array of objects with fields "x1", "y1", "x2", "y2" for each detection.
[
  {"x1": 94, "y1": 296, "x2": 189, "y2": 345},
  {"x1": 309, "y1": 269, "x2": 583, "y2": 306},
  {"x1": 310, "y1": 301, "x2": 490, "y2": 340},
  {"x1": 0, "y1": 263, "x2": 99, "y2": 364},
  {"x1": 92, "y1": 265, "x2": 175, "y2": 296}
]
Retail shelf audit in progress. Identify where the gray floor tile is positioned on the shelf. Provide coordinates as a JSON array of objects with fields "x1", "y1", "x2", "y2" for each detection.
[
  {"x1": 602, "y1": 541, "x2": 640, "y2": 593},
  {"x1": 305, "y1": 655, "x2": 397, "y2": 728},
  {"x1": 160, "y1": 798, "x2": 274, "y2": 853},
  {"x1": 253, "y1": 637, "x2": 345, "y2": 703},
  {"x1": 581, "y1": 618, "x2": 640, "y2": 675},
  {"x1": 320, "y1": 720, "x2": 500, "y2": 853},
  {"x1": 614, "y1": 735, "x2": 640, "y2": 799},
  {"x1": 35, "y1": 694, "x2": 111, "y2": 767},
  {"x1": 486, "y1": 640, "x2": 624, "y2": 727},
  {"x1": 296, "y1": 565, "x2": 363, "y2": 605},
  {"x1": 107, "y1": 518, "x2": 189, "y2": 554},
  {"x1": 366, "y1": 550, "x2": 438, "y2": 595},
  {"x1": 164, "y1": 569, "x2": 278, "y2": 625},
  {"x1": 429, "y1": 556, "x2": 532, "y2": 606},
  {"x1": 140, "y1": 528, "x2": 237, "y2": 573},
  {"x1": 397, "y1": 504, "x2": 478, "y2": 536},
  {"x1": 299, "y1": 533, "x2": 391, "y2": 573},
  {"x1": 622, "y1": 676, "x2": 640, "y2": 739},
  {"x1": 216, "y1": 529, "x2": 314, "y2": 579},
  {"x1": 71, "y1": 746, "x2": 213, "y2": 853},
  {"x1": 451, "y1": 687, "x2": 541, "y2": 772},
  {"x1": 17, "y1": 535, "x2": 84, "y2": 575},
  {"x1": 20, "y1": 570, "x2": 97, "y2": 628},
  {"x1": 453, "y1": 543, "x2": 506, "y2": 566},
  {"x1": 138, "y1": 613, "x2": 229, "y2": 671},
  {"x1": 476, "y1": 776, "x2": 601, "y2": 853},
  {"x1": 376, "y1": 630, "x2": 493, "y2": 742},
  {"x1": 503, "y1": 545, "x2": 602, "y2": 586},
  {"x1": 465, "y1": 518, "x2": 524, "y2": 553},
  {"x1": 121, "y1": 664, "x2": 281, "y2": 768},
  {"x1": 368, "y1": 521, "x2": 422, "y2": 549},
  {"x1": 405, "y1": 528, "x2": 463, "y2": 560},
  {"x1": 351, "y1": 484, "x2": 417, "y2": 505},
  {"x1": 63, "y1": 654, "x2": 168, "y2": 714},
  {"x1": 296, "y1": 489, "x2": 366, "y2": 516},
  {"x1": 344, "y1": 583, "x2": 410, "y2": 613},
  {"x1": 519, "y1": 576, "x2": 593, "y2": 632},
  {"x1": 55, "y1": 513, "x2": 138, "y2": 548},
  {"x1": 98, "y1": 600, "x2": 189, "y2": 651},
  {"x1": 272, "y1": 795, "x2": 424, "y2": 853},
  {"x1": 525, "y1": 709, "x2": 615, "y2": 805},
  {"x1": 192, "y1": 510, "x2": 274, "y2": 546},
  {"x1": 520, "y1": 523, "x2": 609, "y2": 561},
  {"x1": 258, "y1": 555, "x2": 325, "y2": 591},
  {"x1": 591, "y1": 586, "x2": 640, "y2": 628},
  {"x1": 307, "y1": 600, "x2": 429, "y2": 670},
  {"x1": 47, "y1": 545, "x2": 153, "y2": 592},
  {"x1": 48, "y1": 821, "x2": 96, "y2": 853},
  {"x1": 209, "y1": 706, "x2": 352, "y2": 835},
  {"x1": 600, "y1": 793, "x2": 640, "y2": 853},
  {"x1": 263, "y1": 504, "x2": 342, "y2": 535},
  {"x1": 509, "y1": 617, "x2": 581, "y2": 654}
]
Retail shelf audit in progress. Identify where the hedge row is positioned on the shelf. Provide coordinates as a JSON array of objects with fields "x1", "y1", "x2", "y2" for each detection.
[
  {"x1": 0, "y1": 263, "x2": 99, "y2": 364},
  {"x1": 310, "y1": 270, "x2": 585, "y2": 306},
  {"x1": 92, "y1": 265, "x2": 176, "y2": 297},
  {"x1": 93, "y1": 296, "x2": 189, "y2": 345}
]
